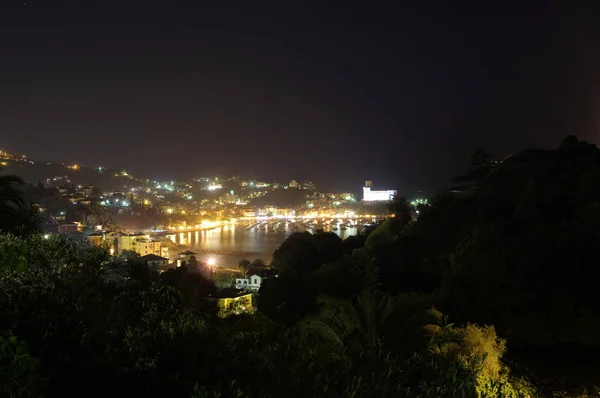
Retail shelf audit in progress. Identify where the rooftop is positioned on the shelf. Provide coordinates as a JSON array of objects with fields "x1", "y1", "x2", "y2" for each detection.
[
  {"x1": 178, "y1": 250, "x2": 198, "y2": 256},
  {"x1": 140, "y1": 254, "x2": 168, "y2": 262},
  {"x1": 213, "y1": 288, "x2": 252, "y2": 299},
  {"x1": 136, "y1": 238, "x2": 161, "y2": 243}
]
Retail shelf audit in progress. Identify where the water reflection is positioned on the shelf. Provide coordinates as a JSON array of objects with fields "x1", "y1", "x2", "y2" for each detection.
[{"x1": 166, "y1": 225, "x2": 359, "y2": 269}]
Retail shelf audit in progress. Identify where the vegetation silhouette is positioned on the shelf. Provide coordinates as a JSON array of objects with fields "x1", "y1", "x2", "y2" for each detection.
[{"x1": 2, "y1": 136, "x2": 600, "y2": 396}]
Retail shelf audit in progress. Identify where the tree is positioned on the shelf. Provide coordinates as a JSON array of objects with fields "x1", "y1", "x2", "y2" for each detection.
[
  {"x1": 0, "y1": 174, "x2": 25, "y2": 213},
  {"x1": 452, "y1": 148, "x2": 497, "y2": 189},
  {"x1": 119, "y1": 249, "x2": 141, "y2": 262},
  {"x1": 388, "y1": 195, "x2": 414, "y2": 230},
  {"x1": 271, "y1": 231, "x2": 344, "y2": 275},
  {"x1": 238, "y1": 259, "x2": 250, "y2": 277},
  {"x1": 211, "y1": 268, "x2": 236, "y2": 289},
  {"x1": 0, "y1": 174, "x2": 38, "y2": 236},
  {"x1": 250, "y1": 258, "x2": 266, "y2": 268},
  {"x1": 301, "y1": 289, "x2": 396, "y2": 350}
]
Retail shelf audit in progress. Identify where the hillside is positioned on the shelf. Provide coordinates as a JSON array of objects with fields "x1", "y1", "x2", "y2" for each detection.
[
  {"x1": 0, "y1": 158, "x2": 143, "y2": 190},
  {"x1": 249, "y1": 187, "x2": 314, "y2": 207}
]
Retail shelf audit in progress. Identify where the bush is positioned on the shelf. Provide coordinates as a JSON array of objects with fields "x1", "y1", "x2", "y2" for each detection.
[{"x1": 0, "y1": 330, "x2": 41, "y2": 397}]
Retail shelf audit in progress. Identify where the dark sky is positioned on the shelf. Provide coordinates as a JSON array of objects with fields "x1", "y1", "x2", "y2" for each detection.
[{"x1": 2, "y1": 1, "x2": 600, "y2": 195}]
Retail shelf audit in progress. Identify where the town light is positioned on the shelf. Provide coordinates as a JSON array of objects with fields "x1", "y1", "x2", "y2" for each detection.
[{"x1": 207, "y1": 257, "x2": 216, "y2": 267}]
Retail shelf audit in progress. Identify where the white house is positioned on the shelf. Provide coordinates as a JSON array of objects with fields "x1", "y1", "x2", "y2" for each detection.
[{"x1": 235, "y1": 274, "x2": 262, "y2": 291}]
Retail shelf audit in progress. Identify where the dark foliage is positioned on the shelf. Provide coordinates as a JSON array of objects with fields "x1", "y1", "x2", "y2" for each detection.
[{"x1": 4, "y1": 136, "x2": 600, "y2": 396}]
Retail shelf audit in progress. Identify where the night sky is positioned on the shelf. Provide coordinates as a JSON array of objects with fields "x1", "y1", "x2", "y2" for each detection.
[{"x1": 2, "y1": 1, "x2": 600, "y2": 195}]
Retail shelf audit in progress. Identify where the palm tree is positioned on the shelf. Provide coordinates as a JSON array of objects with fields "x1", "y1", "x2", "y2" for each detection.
[
  {"x1": 301, "y1": 289, "x2": 397, "y2": 353},
  {"x1": 300, "y1": 289, "x2": 414, "y2": 396}
]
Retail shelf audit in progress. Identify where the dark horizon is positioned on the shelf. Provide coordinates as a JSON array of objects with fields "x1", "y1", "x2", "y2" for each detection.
[{"x1": 3, "y1": 1, "x2": 600, "y2": 195}]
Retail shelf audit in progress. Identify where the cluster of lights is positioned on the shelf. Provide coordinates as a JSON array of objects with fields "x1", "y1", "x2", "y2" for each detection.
[
  {"x1": 246, "y1": 213, "x2": 360, "y2": 221},
  {"x1": 410, "y1": 198, "x2": 428, "y2": 207},
  {"x1": 99, "y1": 199, "x2": 129, "y2": 207},
  {"x1": 167, "y1": 219, "x2": 228, "y2": 231}
]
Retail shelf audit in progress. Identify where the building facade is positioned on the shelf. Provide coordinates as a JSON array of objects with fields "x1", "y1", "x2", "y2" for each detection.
[
  {"x1": 235, "y1": 274, "x2": 262, "y2": 291},
  {"x1": 362, "y1": 181, "x2": 396, "y2": 202},
  {"x1": 118, "y1": 233, "x2": 168, "y2": 257},
  {"x1": 140, "y1": 254, "x2": 169, "y2": 267},
  {"x1": 58, "y1": 223, "x2": 82, "y2": 235},
  {"x1": 214, "y1": 288, "x2": 254, "y2": 317}
]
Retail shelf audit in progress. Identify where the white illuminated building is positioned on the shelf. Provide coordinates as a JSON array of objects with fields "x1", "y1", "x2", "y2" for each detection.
[{"x1": 362, "y1": 180, "x2": 396, "y2": 202}]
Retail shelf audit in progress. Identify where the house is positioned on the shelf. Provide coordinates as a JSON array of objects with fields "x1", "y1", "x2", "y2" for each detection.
[
  {"x1": 58, "y1": 223, "x2": 81, "y2": 235},
  {"x1": 235, "y1": 274, "x2": 262, "y2": 291},
  {"x1": 118, "y1": 233, "x2": 145, "y2": 252},
  {"x1": 135, "y1": 238, "x2": 164, "y2": 256},
  {"x1": 178, "y1": 250, "x2": 198, "y2": 258},
  {"x1": 118, "y1": 233, "x2": 167, "y2": 257},
  {"x1": 213, "y1": 288, "x2": 254, "y2": 317},
  {"x1": 87, "y1": 232, "x2": 105, "y2": 246},
  {"x1": 140, "y1": 254, "x2": 169, "y2": 267}
]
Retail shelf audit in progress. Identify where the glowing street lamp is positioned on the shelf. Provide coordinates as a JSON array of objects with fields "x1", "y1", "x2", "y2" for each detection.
[{"x1": 207, "y1": 257, "x2": 216, "y2": 276}]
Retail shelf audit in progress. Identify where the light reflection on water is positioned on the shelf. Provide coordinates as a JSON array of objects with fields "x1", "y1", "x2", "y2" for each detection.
[{"x1": 166, "y1": 224, "x2": 358, "y2": 269}]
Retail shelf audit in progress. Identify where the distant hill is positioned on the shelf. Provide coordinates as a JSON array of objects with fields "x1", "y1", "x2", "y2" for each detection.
[{"x1": 0, "y1": 159, "x2": 144, "y2": 190}]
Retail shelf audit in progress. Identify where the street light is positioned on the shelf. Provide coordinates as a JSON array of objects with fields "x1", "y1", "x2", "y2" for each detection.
[{"x1": 207, "y1": 257, "x2": 216, "y2": 276}]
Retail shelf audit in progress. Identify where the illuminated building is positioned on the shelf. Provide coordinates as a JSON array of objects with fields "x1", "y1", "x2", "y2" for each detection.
[
  {"x1": 235, "y1": 274, "x2": 262, "y2": 291},
  {"x1": 242, "y1": 209, "x2": 257, "y2": 217},
  {"x1": 213, "y1": 288, "x2": 254, "y2": 318},
  {"x1": 219, "y1": 193, "x2": 237, "y2": 205},
  {"x1": 75, "y1": 185, "x2": 94, "y2": 198},
  {"x1": 87, "y1": 231, "x2": 117, "y2": 251},
  {"x1": 118, "y1": 233, "x2": 145, "y2": 252},
  {"x1": 289, "y1": 180, "x2": 299, "y2": 188},
  {"x1": 119, "y1": 234, "x2": 169, "y2": 257},
  {"x1": 140, "y1": 254, "x2": 169, "y2": 268},
  {"x1": 58, "y1": 223, "x2": 81, "y2": 235},
  {"x1": 135, "y1": 239, "x2": 164, "y2": 256},
  {"x1": 161, "y1": 206, "x2": 175, "y2": 214},
  {"x1": 261, "y1": 207, "x2": 294, "y2": 217},
  {"x1": 275, "y1": 208, "x2": 294, "y2": 217},
  {"x1": 87, "y1": 232, "x2": 105, "y2": 246},
  {"x1": 362, "y1": 180, "x2": 396, "y2": 202}
]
